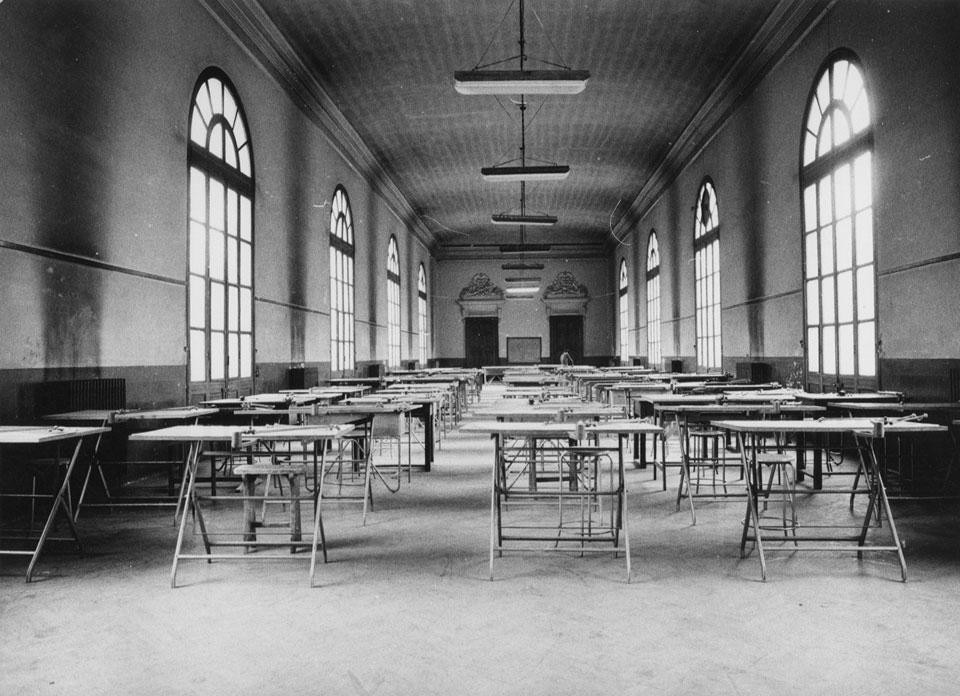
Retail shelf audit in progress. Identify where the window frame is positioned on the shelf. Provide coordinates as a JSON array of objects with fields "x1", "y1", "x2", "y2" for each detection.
[
  {"x1": 329, "y1": 185, "x2": 356, "y2": 373},
  {"x1": 387, "y1": 236, "x2": 401, "y2": 369},
  {"x1": 618, "y1": 259, "x2": 629, "y2": 364},
  {"x1": 800, "y1": 50, "x2": 878, "y2": 392},
  {"x1": 694, "y1": 178, "x2": 722, "y2": 371},
  {"x1": 646, "y1": 231, "x2": 661, "y2": 369},
  {"x1": 418, "y1": 263, "x2": 428, "y2": 367},
  {"x1": 187, "y1": 68, "x2": 255, "y2": 399}
]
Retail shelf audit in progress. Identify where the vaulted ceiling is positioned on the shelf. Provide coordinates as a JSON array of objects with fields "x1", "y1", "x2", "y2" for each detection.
[{"x1": 206, "y1": 0, "x2": 830, "y2": 258}]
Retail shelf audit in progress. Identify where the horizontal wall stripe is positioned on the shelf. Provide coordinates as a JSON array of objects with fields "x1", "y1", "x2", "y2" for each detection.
[
  {"x1": 0, "y1": 239, "x2": 183, "y2": 286},
  {"x1": 254, "y1": 295, "x2": 327, "y2": 316},
  {"x1": 880, "y1": 251, "x2": 960, "y2": 278}
]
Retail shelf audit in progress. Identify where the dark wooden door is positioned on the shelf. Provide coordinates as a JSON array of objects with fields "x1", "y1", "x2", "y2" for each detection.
[
  {"x1": 549, "y1": 315, "x2": 584, "y2": 364},
  {"x1": 464, "y1": 317, "x2": 499, "y2": 367}
]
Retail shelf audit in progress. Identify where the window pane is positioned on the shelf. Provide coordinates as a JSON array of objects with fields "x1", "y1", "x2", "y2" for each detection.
[
  {"x1": 228, "y1": 333, "x2": 239, "y2": 378},
  {"x1": 833, "y1": 112, "x2": 850, "y2": 148},
  {"x1": 857, "y1": 266, "x2": 875, "y2": 320},
  {"x1": 239, "y1": 196, "x2": 252, "y2": 241},
  {"x1": 837, "y1": 270, "x2": 854, "y2": 323},
  {"x1": 844, "y1": 65, "x2": 863, "y2": 109},
  {"x1": 858, "y1": 321, "x2": 876, "y2": 376},
  {"x1": 240, "y1": 288, "x2": 252, "y2": 332},
  {"x1": 850, "y1": 93, "x2": 870, "y2": 133},
  {"x1": 228, "y1": 286, "x2": 239, "y2": 331},
  {"x1": 805, "y1": 233, "x2": 818, "y2": 278},
  {"x1": 818, "y1": 177, "x2": 832, "y2": 225},
  {"x1": 190, "y1": 110, "x2": 206, "y2": 146},
  {"x1": 227, "y1": 190, "x2": 238, "y2": 237},
  {"x1": 209, "y1": 179, "x2": 225, "y2": 231},
  {"x1": 190, "y1": 169, "x2": 206, "y2": 223},
  {"x1": 803, "y1": 185, "x2": 817, "y2": 232},
  {"x1": 838, "y1": 324, "x2": 855, "y2": 374},
  {"x1": 190, "y1": 330, "x2": 206, "y2": 383},
  {"x1": 807, "y1": 327, "x2": 820, "y2": 372},
  {"x1": 806, "y1": 279, "x2": 819, "y2": 325},
  {"x1": 855, "y1": 210, "x2": 874, "y2": 266},
  {"x1": 239, "y1": 241, "x2": 251, "y2": 286},
  {"x1": 209, "y1": 230, "x2": 225, "y2": 281},
  {"x1": 210, "y1": 282, "x2": 225, "y2": 331},
  {"x1": 189, "y1": 221, "x2": 206, "y2": 274},
  {"x1": 238, "y1": 146, "x2": 251, "y2": 177},
  {"x1": 240, "y1": 334, "x2": 252, "y2": 378},
  {"x1": 818, "y1": 114, "x2": 833, "y2": 157},
  {"x1": 853, "y1": 152, "x2": 872, "y2": 211},
  {"x1": 834, "y1": 164, "x2": 851, "y2": 218},
  {"x1": 822, "y1": 325, "x2": 836, "y2": 375},
  {"x1": 210, "y1": 332, "x2": 225, "y2": 380},
  {"x1": 835, "y1": 217, "x2": 852, "y2": 271},
  {"x1": 227, "y1": 237, "x2": 238, "y2": 284},
  {"x1": 189, "y1": 274, "x2": 205, "y2": 329},
  {"x1": 821, "y1": 277, "x2": 835, "y2": 324},
  {"x1": 820, "y1": 225, "x2": 834, "y2": 276}
]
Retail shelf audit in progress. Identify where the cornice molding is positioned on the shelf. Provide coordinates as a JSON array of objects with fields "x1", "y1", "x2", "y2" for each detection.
[
  {"x1": 606, "y1": 0, "x2": 835, "y2": 251},
  {"x1": 199, "y1": 0, "x2": 436, "y2": 254}
]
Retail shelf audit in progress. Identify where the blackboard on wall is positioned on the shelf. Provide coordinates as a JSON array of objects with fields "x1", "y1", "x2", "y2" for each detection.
[{"x1": 506, "y1": 337, "x2": 541, "y2": 364}]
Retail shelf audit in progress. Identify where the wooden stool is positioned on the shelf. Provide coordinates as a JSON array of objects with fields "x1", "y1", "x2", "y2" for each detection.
[
  {"x1": 758, "y1": 453, "x2": 797, "y2": 538},
  {"x1": 233, "y1": 463, "x2": 307, "y2": 553}
]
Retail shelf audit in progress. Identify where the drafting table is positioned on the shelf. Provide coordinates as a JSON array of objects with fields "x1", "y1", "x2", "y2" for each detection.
[
  {"x1": 128, "y1": 423, "x2": 354, "y2": 587},
  {"x1": 461, "y1": 420, "x2": 631, "y2": 582},
  {"x1": 711, "y1": 418, "x2": 947, "y2": 581},
  {"x1": 0, "y1": 425, "x2": 109, "y2": 582}
]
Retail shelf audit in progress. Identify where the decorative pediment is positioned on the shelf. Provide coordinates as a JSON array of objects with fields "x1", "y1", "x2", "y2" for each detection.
[
  {"x1": 542, "y1": 271, "x2": 589, "y2": 315},
  {"x1": 543, "y1": 271, "x2": 588, "y2": 299},
  {"x1": 457, "y1": 272, "x2": 505, "y2": 318},
  {"x1": 459, "y1": 273, "x2": 504, "y2": 300}
]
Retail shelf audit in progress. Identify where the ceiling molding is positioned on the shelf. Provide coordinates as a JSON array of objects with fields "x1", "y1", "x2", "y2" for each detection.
[
  {"x1": 199, "y1": 0, "x2": 437, "y2": 254},
  {"x1": 607, "y1": 0, "x2": 834, "y2": 250},
  {"x1": 436, "y1": 242, "x2": 607, "y2": 262}
]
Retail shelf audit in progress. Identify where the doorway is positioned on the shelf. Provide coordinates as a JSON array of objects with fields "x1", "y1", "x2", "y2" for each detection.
[
  {"x1": 549, "y1": 315, "x2": 584, "y2": 364},
  {"x1": 464, "y1": 317, "x2": 499, "y2": 367}
]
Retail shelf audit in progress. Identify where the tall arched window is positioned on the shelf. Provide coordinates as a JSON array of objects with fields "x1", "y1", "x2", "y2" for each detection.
[
  {"x1": 187, "y1": 69, "x2": 254, "y2": 399},
  {"x1": 418, "y1": 263, "x2": 428, "y2": 366},
  {"x1": 694, "y1": 179, "x2": 722, "y2": 371},
  {"x1": 618, "y1": 259, "x2": 629, "y2": 364},
  {"x1": 801, "y1": 52, "x2": 876, "y2": 391},
  {"x1": 646, "y1": 232, "x2": 661, "y2": 368},
  {"x1": 387, "y1": 236, "x2": 401, "y2": 368},
  {"x1": 330, "y1": 186, "x2": 355, "y2": 372}
]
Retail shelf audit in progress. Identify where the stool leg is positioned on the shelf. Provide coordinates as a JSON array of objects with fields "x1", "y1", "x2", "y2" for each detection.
[
  {"x1": 242, "y1": 475, "x2": 257, "y2": 550},
  {"x1": 289, "y1": 475, "x2": 302, "y2": 552}
]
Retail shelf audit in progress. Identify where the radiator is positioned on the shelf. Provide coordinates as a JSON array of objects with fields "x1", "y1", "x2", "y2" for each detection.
[{"x1": 23, "y1": 378, "x2": 126, "y2": 419}]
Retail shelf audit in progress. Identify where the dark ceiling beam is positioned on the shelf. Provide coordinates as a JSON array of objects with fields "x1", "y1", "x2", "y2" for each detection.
[
  {"x1": 199, "y1": 0, "x2": 437, "y2": 253},
  {"x1": 607, "y1": 0, "x2": 836, "y2": 252}
]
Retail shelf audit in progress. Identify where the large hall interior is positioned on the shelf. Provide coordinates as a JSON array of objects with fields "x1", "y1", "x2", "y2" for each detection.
[{"x1": 2, "y1": 1, "x2": 960, "y2": 694}]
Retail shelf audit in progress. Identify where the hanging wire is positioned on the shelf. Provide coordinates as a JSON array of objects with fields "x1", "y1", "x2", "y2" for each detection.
[
  {"x1": 471, "y1": 0, "x2": 518, "y2": 70},
  {"x1": 529, "y1": 3, "x2": 575, "y2": 70},
  {"x1": 608, "y1": 198, "x2": 633, "y2": 248}
]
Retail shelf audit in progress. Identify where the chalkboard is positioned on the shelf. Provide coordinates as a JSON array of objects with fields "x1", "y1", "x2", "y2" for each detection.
[{"x1": 506, "y1": 337, "x2": 541, "y2": 364}]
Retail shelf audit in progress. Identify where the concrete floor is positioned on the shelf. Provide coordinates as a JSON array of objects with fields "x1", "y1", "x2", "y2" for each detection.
[{"x1": 4, "y1": 395, "x2": 960, "y2": 695}]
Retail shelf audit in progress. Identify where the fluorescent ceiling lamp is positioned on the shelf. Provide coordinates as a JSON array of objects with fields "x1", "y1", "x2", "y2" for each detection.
[
  {"x1": 501, "y1": 262, "x2": 544, "y2": 270},
  {"x1": 455, "y1": 70, "x2": 589, "y2": 95},
  {"x1": 481, "y1": 165, "x2": 570, "y2": 182},
  {"x1": 505, "y1": 285, "x2": 541, "y2": 296},
  {"x1": 491, "y1": 213, "x2": 557, "y2": 226}
]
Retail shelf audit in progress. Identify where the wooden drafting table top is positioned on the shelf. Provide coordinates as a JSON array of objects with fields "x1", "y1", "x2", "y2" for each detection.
[
  {"x1": 796, "y1": 391, "x2": 903, "y2": 403},
  {"x1": 127, "y1": 424, "x2": 252, "y2": 443},
  {"x1": 584, "y1": 420, "x2": 663, "y2": 435},
  {"x1": 832, "y1": 402, "x2": 960, "y2": 413},
  {"x1": 710, "y1": 418, "x2": 948, "y2": 435},
  {"x1": 293, "y1": 403, "x2": 417, "y2": 415},
  {"x1": 638, "y1": 394, "x2": 720, "y2": 405},
  {"x1": 460, "y1": 421, "x2": 578, "y2": 437},
  {"x1": 237, "y1": 423, "x2": 356, "y2": 444},
  {"x1": 0, "y1": 425, "x2": 110, "y2": 444},
  {"x1": 604, "y1": 382, "x2": 672, "y2": 392},
  {"x1": 41, "y1": 406, "x2": 219, "y2": 423},
  {"x1": 654, "y1": 403, "x2": 824, "y2": 415}
]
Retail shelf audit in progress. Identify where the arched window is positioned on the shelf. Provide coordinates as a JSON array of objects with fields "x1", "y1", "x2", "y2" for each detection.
[
  {"x1": 801, "y1": 52, "x2": 876, "y2": 390},
  {"x1": 330, "y1": 186, "x2": 355, "y2": 372},
  {"x1": 646, "y1": 232, "x2": 661, "y2": 368},
  {"x1": 618, "y1": 259, "x2": 629, "y2": 364},
  {"x1": 387, "y1": 236, "x2": 401, "y2": 368},
  {"x1": 418, "y1": 263, "x2": 428, "y2": 366},
  {"x1": 187, "y1": 69, "x2": 254, "y2": 399},
  {"x1": 694, "y1": 179, "x2": 722, "y2": 371}
]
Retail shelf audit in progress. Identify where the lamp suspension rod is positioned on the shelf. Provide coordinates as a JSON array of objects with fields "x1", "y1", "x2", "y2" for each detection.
[{"x1": 518, "y1": 0, "x2": 526, "y2": 71}]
